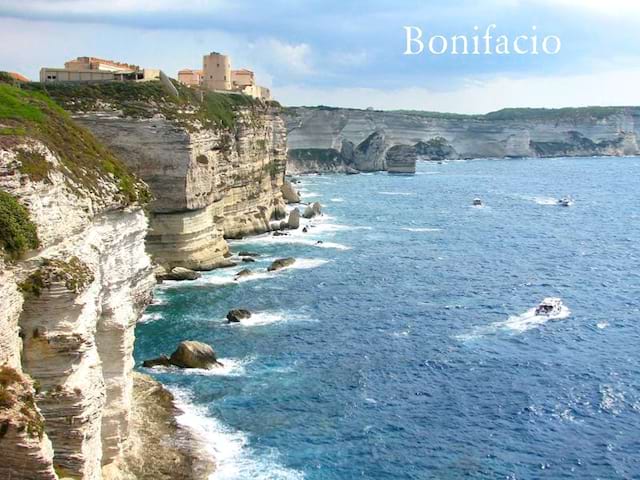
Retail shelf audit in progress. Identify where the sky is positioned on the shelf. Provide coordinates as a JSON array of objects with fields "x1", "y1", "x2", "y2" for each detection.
[{"x1": 1, "y1": 0, "x2": 640, "y2": 113}]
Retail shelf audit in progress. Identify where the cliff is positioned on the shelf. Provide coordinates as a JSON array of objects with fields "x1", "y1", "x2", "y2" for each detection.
[
  {"x1": 0, "y1": 78, "x2": 211, "y2": 479},
  {"x1": 284, "y1": 105, "x2": 640, "y2": 172},
  {"x1": 33, "y1": 81, "x2": 288, "y2": 271}
]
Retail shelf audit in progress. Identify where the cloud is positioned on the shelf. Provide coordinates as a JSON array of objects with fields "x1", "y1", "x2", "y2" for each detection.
[
  {"x1": 524, "y1": 0, "x2": 640, "y2": 16},
  {"x1": 248, "y1": 38, "x2": 314, "y2": 76},
  {"x1": 275, "y1": 66, "x2": 640, "y2": 113}
]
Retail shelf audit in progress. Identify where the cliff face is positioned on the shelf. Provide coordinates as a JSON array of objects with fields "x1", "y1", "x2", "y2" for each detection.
[
  {"x1": 284, "y1": 106, "x2": 640, "y2": 172},
  {"x1": 0, "y1": 80, "x2": 154, "y2": 479},
  {"x1": 45, "y1": 82, "x2": 288, "y2": 271}
]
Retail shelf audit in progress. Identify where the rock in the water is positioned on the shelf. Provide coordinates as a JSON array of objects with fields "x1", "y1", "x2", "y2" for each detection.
[
  {"x1": 169, "y1": 341, "x2": 221, "y2": 369},
  {"x1": 142, "y1": 355, "x2": 172, "y2": 368},
  {"x1": 281, "y1": 180, "x2": 301, "y2": 203},
  {"x1": 273, "y1": 231, "x2": 288, "y2": 237},
  {"x1": 163, "y1": 267, "x2": 201, "y2": 281},
  {"x1": 302, "y1": 226, "x2": 308, "y2": 233},
  {"x1": 234, "y1": 269, "x2": 253, "y2": 280},
  {"x1": 215, "y1": 259, "x2": 238, "y2": 268},
  {"x1": 267, "y1": 257, "x2": 296, "y2": 271},
  {"x1": 238, "y1": 251, "x2": 259, "y2": 257},
  {"x1": 353, "y1": 130, "x2": 388, "y2": 171},
  {"x1": 385, "y1": 144, "x2": 417, "y2": 174},
  {"x1": 226, "y1": 309, "x2": 252, "y2": 323},
  {"x1": 242, "y1": 257, "x2": 255, "y2": 263},
  {"x1": 279, "y1": 221, "x2": 288, "y2": 230},
  {"x1": 302, "y1": 202, "x2": 322, "y2": 219},
  {"x1": 287, "y1": 208, "x2": 301, "y2": 229}
]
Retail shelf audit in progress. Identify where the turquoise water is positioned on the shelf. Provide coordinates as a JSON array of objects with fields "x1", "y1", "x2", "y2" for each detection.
[{"x1": 135, "y1": 157, "x2": 640, "y2": 479}]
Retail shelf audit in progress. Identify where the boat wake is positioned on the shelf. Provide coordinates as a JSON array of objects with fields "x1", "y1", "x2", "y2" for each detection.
[
  {"x1": 456, "y1": 302, "x2": 571, "y2": 340},
  {"x1": 170, "y1": 388, "x2": 304, "y2": 480},
  {"x1": 378, "y1": 191, "x2": 416, "y2": 196},
  {"x1": 401, "y1": 227, "x2": 442, "y2": 233},
  {"x1": 532, "y1": 196, "x2": 559, "y2": 206}
]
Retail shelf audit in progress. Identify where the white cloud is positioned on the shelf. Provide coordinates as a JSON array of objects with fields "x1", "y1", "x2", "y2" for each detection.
[
  {"x1": 0, "y1": 0, "x2": 226, "y2": 14},
  {"x1": 525, "y1": 0, "x2": 640, "y2": 17},
  {"x1": 275, "y1": 66, "x2": 640, "y2": 112},
  {"x1": 248, "y1": 38, "x2": 314, "y2": 75}
]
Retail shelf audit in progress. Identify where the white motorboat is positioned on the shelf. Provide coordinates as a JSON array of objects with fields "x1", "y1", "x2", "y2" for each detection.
[
  {"x1": 535, "y1": 297, "x2": 564, "y2": 316},
  {"x1": 473, "y1": 198, "x2": 483, "y2": 206}
]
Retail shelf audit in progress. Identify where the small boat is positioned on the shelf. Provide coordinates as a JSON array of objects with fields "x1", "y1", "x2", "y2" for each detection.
[
  {"x1": 473, "y1": 198, "x2": 483, "y2": 206},
  {"x1": 535, "y1": 297, "x2": 564, "y2": 316},
  {"x1": 557, "y1": 197, "x2": 573, "y2": 207}
]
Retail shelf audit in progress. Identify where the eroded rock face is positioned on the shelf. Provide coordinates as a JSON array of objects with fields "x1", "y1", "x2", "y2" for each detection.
[
  {"x1": 285, "y1": 107, "x2": 640, "y2": 172},
  {"x1": 1, "y1": 136, "x2": 154, "y2": 479},
  {"x1": 75, "y1": 104, "x2": 288, "y2": 270},
  {"x1": 160, "y1": 267, "x2": 202, "y2": 281},
  {"x1": 386, "y1": 144, "x2": 417, "y2": 174},
  {"x1": 281, "y1": 180, "x2": 301, "y2": 203}
]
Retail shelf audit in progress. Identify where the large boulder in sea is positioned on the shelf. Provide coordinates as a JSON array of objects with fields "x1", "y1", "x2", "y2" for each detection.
[
  {"x1": 169, "y1": 341, "x2": 222, "y2": 369},
  {"x1": 234, "y1": 268, "x2": 253, "y2": 280},
  {"x1": 267, "y1": 257, "x2": 296, "y2": 272},
  {"x1": 162, "y1": 267, "x2": 201, "y2": 281},
  {"x1": 142, "y1": 355, "x2": 172, "y2": 368},
  {"x1": 281, "y1": 180, "x2": 301, "y2": 203},
  {"x1": 287, "y1": 208, "x2": 301, "y2": 229},
  {"x1": 385, "y1": 144, "x2": 417, "y2": 174},
  {"x1": 226, "y1": 309, "x2": 252, "y2": 323},
  {"x1": 302, "y1": 202, "x2": 322, "y2": 219}
]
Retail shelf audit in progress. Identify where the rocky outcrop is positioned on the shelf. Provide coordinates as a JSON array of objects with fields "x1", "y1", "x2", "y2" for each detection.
[
  {"x1": 226, "y1": 309, "x2": 251, "y2": 323},
  {"x1": 267, "y1": 257, "x2": 296, "y2": 271},
  {"x1": 287, "y1": 208, "x2": 301, "y2": 229},
  {"x1": 302, "y1": 202, "x2": 322, "y2": 219},
  {"x1": 385, "y1": 144, "x2": 417, "y2": 174},
  {"x1": 103, "y1": 372, "x2": 215, "y2": 480},
  {"x1": 160, "y1": 267, "x2": 202, "y2": 281},
  {"x1": 169, "y1": 341, "x2": 222, "y2": 369},
  {"x1": 0, "y1": 81, "x2": 154, "y2": 479},
  {"x1": 45, "y1": 82, "x2": 288, "y2": 270},
  {"x1": 281, "y1": 180, "x2": 300, "y2": 203},
  {"x1": 285, "y1": 106, "x2": 640, "y2": 172}
]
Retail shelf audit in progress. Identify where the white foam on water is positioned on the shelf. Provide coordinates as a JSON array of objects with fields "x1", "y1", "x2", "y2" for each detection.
[
  {"x1": 599, "y1": 384, "x2": 626, "y2": 415},
  {"x1": 330, "y1": 197, "x2": 345, "y2": 202},
  {"x1": 145, "y1": 358, "x2": 249, "y2": 377},
  {"x1": 228, "y1": 311, "x2": 314, "y2": 327},
  {"x1": 401, "y1": 227, "x2": 442, "y2": 232},
  {"x1": 500, "y1": 305, "x2": 571, "y2": 333},
  {"x1": 169, "y1": 388, "x2": 305, "y2": 480},
  {"x1": 456, "y1": 302, "x2": 571, "y2": 340},
  {"x1": 532, "y1": 196, "x2": 559, "y2": 206},
  {"x1": 140, "y1": 312, "x2": 163, "y2": 324},
  {"x1": 300, "y1": 191, "x2": 321, "y2": 198},
  {"x1": 287, "y1": 258, "x2": 330, "y2": 270},
  {"x1": 597, "y1": 321, "x2": 610, "y2": 329},
  {"x1": 378, "y1": 191, "x2": 416, "y2": 196},
  {"x1": 415, "y1": 171, "x2": 440, "y2": 175}
]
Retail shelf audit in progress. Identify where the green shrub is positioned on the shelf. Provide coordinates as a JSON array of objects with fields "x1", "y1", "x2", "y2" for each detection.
[{"x1": 0, "y1": 191, "x2": 39, "y2": 258}]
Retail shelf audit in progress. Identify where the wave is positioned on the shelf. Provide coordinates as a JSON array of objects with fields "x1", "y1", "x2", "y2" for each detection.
[
  {"x1": 597, "y1": 321, "x2": 609, "y2": 329},
  {"x1": 140, "y1": 312, "x2": 163, "y2": 324},
  {"x1": 330, "y1": 198, "x2": 344, "y2": 202},
  {"x1": 226, "y1": 311, "x2": 314, "y2": 327},
  {"x1": 170, "y1": 388, "x2": 304, "y2": 480},
  {"x1": 401, "y1": 227, "x2": 442, "y2": 232},
  {"x1": 456, "y1": 302, "x2": 571, "y2": 340},
  {"x1": 144, "y1": 358, "x2": 249, "y2": 377},
  {"x1": 378, "y1": 191, "x2": 416, "y2": 196}
]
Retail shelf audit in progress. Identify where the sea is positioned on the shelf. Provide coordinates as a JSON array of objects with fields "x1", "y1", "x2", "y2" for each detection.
[{"x1": 134, "y1": 156, "x2": 640, "y2": 479}]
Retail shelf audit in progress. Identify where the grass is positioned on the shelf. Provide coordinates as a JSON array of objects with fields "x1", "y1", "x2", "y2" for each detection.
[
  {"x1": 26, "y1": 79, "x2": 261, "y2": 131},
  {"x1": 0, "y1": 78, "x2": 150, "y2": 204},
  {"x1": 16, "y1": 149, "x2": 53, "y2": 183},
  {"x1": 0, "y1": 190, "x2": 39, "y2": 258},
  {"x1": 19, "y1": 256, "x2": 95, "y2": 298},
  {"x1": 0, "y1": 366, "x2": 45, "y2": 440}
]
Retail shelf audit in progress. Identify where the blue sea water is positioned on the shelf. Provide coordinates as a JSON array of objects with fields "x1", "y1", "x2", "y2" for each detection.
[{"x1": 134, "y1": 157, "x2": 640, "y2": 480}]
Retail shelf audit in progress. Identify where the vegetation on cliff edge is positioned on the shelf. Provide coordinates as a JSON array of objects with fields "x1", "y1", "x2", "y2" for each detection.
[
  {"x1": 25, "y1": 79, "x2": 263, "y2": 130},
  {"x1": 0, "y1": 191, "x2": 39, "y2": 259},
  {"x1": 0, "y1": 76, "x2": 150, "y2": 204}
]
